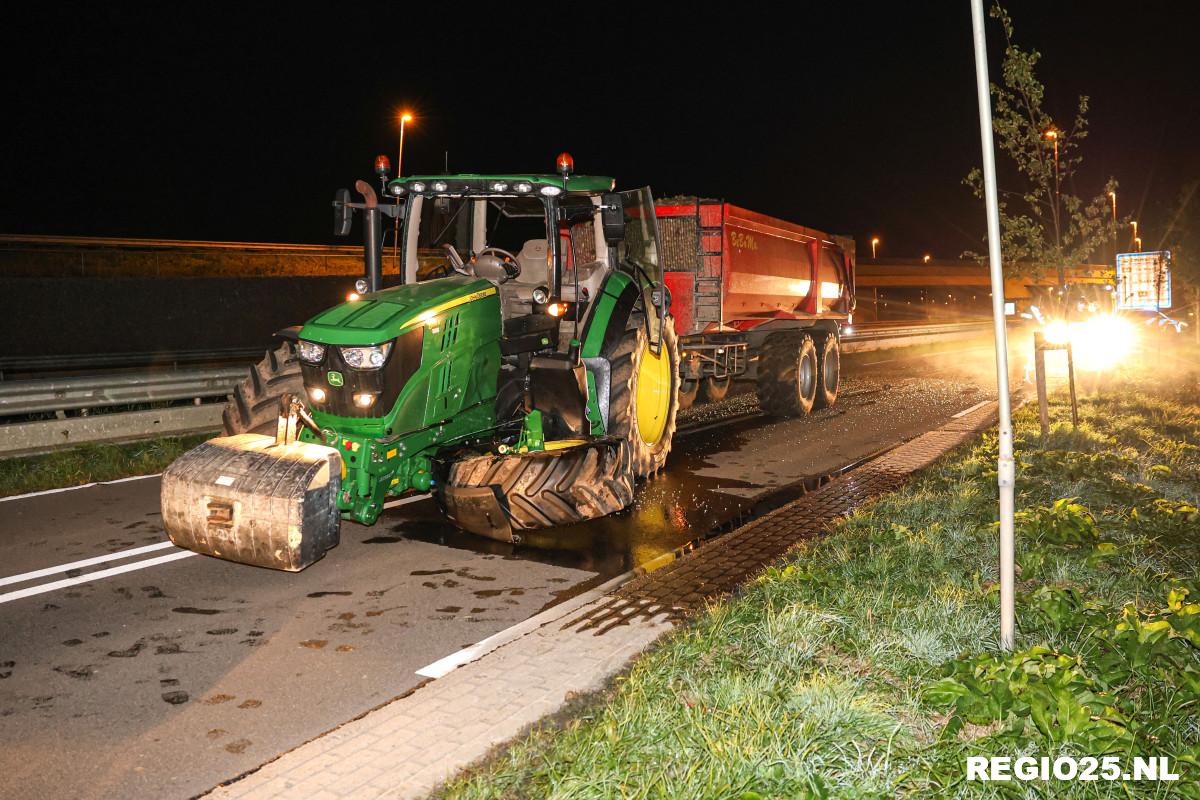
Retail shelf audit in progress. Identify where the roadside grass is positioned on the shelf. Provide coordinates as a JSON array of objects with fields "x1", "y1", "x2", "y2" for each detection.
[
  {"x1": 441, "y1": 364, "x2": 1200, "y2": 798},
  {"x1": 0, "y1": 433, "x2": 213, "y2": 497}
]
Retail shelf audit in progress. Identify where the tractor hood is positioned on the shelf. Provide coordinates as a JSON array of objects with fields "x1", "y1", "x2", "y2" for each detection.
[{"x1": 300, "y1": 276, "x2": 497, "y2": 346}]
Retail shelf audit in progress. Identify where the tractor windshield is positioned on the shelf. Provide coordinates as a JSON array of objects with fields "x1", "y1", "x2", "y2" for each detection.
[{"x1": 404, "y1": 195, "x2": 552, "y2": 284}]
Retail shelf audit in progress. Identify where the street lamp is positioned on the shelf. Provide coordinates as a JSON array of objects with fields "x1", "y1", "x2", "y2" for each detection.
[
  {"x1": 1135, "y1": 236, "x2": 1142, "y2": 251},
  {"x1": 923, "y1": 254, "x2": 932, "y2": 264},
  {"x1": 397, "y1": 112, "x2": 414, "y2": 177},
  {"x1": 870, "y1": 236, "x2": 880, "y2": 259},
  {"x1": 394, "y1": 112, "x2": 414, "y2": 271}
]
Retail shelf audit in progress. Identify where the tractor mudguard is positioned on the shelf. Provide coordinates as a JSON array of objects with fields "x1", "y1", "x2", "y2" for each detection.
[{"x1": 161, "y1": 434, "x2": 342, "y2": 571}]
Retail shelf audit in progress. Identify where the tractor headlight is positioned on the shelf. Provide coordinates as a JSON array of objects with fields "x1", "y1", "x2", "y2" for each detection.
[
  {"x1": 539, "y1": 185, "x2": 562, "y2": 197},
  {"x1": 297, "y1": 340, "x2": 326, "y2": 364},
  {"x1": 432, "y1": 180, "x2": 448, "y2": 192},
  {"x1": 514, "y1": 182, "x2": 532, "y2": 193},
  {"x1": 532, "y1": 286, "x2": 549, "y2": 305},
  {"x1": 341, "y1": 342, "x2": 392, "y2": 370},
  {"x1": 409, "y1": 181, "x2": 426, "y2": 193}
]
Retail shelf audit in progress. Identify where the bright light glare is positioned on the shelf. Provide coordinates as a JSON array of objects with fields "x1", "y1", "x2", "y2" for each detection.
[{"x1": 1041, "y1": 315, "x2": 1137, "y2": 371}]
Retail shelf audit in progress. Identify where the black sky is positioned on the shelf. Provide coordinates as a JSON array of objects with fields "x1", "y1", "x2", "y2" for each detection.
[{"x1": 3, "y1": 3, "x2": 1197, "y2": 258}]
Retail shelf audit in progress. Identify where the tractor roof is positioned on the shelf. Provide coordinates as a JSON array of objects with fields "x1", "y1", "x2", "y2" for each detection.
[{"x1": 388, "y1": 173, "x2": 615, "y2": 196}]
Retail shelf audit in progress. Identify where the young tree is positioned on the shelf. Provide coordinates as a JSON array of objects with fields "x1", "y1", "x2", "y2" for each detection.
[{"x1": 966, "y1": 4, "x2": 1117, "y2": 287}]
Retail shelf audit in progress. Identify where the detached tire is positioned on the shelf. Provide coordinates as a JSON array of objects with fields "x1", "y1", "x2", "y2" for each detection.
[
  {"x1": 441, "y1": 440, "x2": 635, "y2": 542},
  {"x1": 223, "y1": 342, "x2": 304, "y2": 435},
  {"x1": 756, "y1": 331, "x2": 818, "y2": 417},
  {"x1": 814, "y1": 333, "x2": 840, "y2": 410},
  {"x1": 608, "y1": 315, "x2": 681, "y2": 478}
]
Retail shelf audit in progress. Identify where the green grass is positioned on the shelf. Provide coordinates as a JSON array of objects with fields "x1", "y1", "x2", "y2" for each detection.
[
  {"x1": 0, "y1": 433, "x2": 213, "y2": 497},
  {"x1": 440, "y1": 364, "x2": 1200, "y2": 798}
]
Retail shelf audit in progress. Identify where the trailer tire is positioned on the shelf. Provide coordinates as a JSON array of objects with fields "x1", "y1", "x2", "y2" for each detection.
[
  {"x1": 607, "y1": 315, "x2": 680, "y2": 478},
  {"x1": 441, "y1": 440, "x2": 635, "y2": 542},
  {"x1": 701, "y1": 375, "x2": 732, "y2": 402},
  {"x1": 222, "y1": 342, "x2": 306, "y2": 435},
  {"x1": 814, "y1": 333, "x2": 840, "y2": 410},
  {"x1": 756, "y1": 331, "x2": 818, "y2": 417}
]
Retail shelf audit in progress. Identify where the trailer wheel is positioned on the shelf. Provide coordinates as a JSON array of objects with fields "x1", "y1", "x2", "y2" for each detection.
[
  {"x1": 756, "y1": 331, "x2": 818, "y2": 417},
  {"x1": 440, "y1": 439, "x2": 635, "y2": 543},
  {"x1": 222, "y1": 342, "x2": 305, "y2": 435},
  {"x1": 677, "y1": 378, "x2": 699, "y2": 410},
  {"x1": 701, "y1": 375, "x2": 732, "y2": 403},
  {"x1": 814, "y1": 333, "x2": 840, "y2": 410},
  {"x1": 607, "y1": 315, "x2": 681, "y2": 478}
]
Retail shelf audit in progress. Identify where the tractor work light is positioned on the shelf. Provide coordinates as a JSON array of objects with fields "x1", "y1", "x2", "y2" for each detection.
[
  {"x1": 490, "y1": 181, "x2": 509, "y2": 192},
  {"x1": 297, "y1": 341, "x2": 327, "y2": 364},
  {"x1": 532, "y1": 286, "x2": 549, "y2": 305},
  {"x1": 514, "y1": 182, "x2": 532, "y2": 193},
  {"x1": 308, "y1": 387, "x2": 327, "y2": 403},
  {"x1": 432, "y1": 180, "x2": 448, "y2": 192},
  {"x1": 409, "y1": 181, "x2": 426, "y2": 192},
  {"x1": 540, "y1": 185, "x2": 563, "y2": 197},
  {"x1": 354, "y1": 279, "x2": 369, "y2": 295},
  {"x1": 341, "y1": 343, "x2": 392, "y2": 369},
  {"x1": 388, "y1": 182, "x2": 406, "y2": 196},
  {"x1": 353, "y1": 392, "x2": 378, "y2": 409}
]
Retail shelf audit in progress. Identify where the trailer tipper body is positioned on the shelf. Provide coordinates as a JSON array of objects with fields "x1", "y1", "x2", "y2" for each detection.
[{"x1": 655, "y1": 198, "x2": 855, "y2": 411}]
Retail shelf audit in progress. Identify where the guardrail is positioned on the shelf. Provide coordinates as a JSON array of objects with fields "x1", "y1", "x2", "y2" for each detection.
[
  {"x1": 0, "y1": 367, "x2": 245, "y2": 458},
  {"x1": 0, "y1": 320, "x2": 994, "y2": 458}
]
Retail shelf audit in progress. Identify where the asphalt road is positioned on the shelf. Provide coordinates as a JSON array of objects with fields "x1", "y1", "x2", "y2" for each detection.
[{"x1": 0, "y1": 337, "x2": 1002, "y2": 799}]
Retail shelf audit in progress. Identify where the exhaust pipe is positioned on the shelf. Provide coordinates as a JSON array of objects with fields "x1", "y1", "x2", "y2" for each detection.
[{"x1": 355, "y1": 179, "x2": 383, "y2": 293}]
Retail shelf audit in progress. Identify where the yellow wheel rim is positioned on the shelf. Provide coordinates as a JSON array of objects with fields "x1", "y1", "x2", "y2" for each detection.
[{"x1": 636, "y1": 342, "x2": 671, "y2": 444}]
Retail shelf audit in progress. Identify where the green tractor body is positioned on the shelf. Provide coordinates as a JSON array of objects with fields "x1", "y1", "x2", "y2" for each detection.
[{"x1": 161, "y1": 161, "x2": 682, "y2": 570}]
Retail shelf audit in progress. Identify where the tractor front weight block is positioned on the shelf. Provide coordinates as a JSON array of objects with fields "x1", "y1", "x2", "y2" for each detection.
[{"x1": 161, "y1": 434, "x2": 343, "y2": 571}]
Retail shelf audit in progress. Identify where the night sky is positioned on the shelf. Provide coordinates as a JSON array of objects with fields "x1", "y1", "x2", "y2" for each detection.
[{"x1": 3, "y1": 3, "x2": 1196, "y2": 259}]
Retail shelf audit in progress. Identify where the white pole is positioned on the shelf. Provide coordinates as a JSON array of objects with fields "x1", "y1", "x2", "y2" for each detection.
[{"x1": 970, "y1": 0, "x2": 1017, "y2": 651}]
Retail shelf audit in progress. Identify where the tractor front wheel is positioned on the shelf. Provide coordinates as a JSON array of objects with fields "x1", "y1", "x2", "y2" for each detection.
[
  {"x1": 440, "y1": 440, "x2": 635, "y2": 543},
  {"x1": 223, "y1": 342, "x2": 305, "y2": 435},
  {"x1": 607, "y1": 315, "x2": 681, "y2": 478}
]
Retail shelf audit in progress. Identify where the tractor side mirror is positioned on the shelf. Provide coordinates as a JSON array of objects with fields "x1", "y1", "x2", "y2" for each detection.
[
  {"x1": 600, "y1": 192, "x2": 625, "y2": 246},
  {"x1": 333, "y1": 188, "x2": 353, "y2": 237}
]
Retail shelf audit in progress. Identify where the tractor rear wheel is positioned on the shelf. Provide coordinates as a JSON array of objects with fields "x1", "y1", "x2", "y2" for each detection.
[
  {"x1": 756, "y1": 331, "x2": 818, "y2": 417},
  {"x1": 607, "y1": 315, "x2": 680, "y2": 478},
  {"x1": 222, "y1": 342, "x2": 305, "y2": 435},
  {"x1": 441, "y1": 439, "x2": 635, "y2": 542}
]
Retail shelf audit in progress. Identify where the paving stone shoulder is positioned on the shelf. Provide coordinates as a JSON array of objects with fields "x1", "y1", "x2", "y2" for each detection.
[{"x1": 207, "y1": 402, "x2": 998, "y2": 800}]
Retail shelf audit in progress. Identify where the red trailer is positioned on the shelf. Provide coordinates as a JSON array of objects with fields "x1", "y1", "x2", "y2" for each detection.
[{"x1": 655, "y1": 198, "x2": 855, "y2": 413}]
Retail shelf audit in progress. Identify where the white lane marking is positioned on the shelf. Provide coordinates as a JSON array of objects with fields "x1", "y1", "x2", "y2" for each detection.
[
  {"x1": 953, "y1": 400, "x2": 992, "y2": 418},
  {"x1": 0, "y1": 541, "x2": 179, "y2": 588},
  {"x1": 0, "y1": 473, "x2": 162, "y2": 503},
  {"x1": 383, "y1": 493, "x2": 431, "y2": 510},
  {"x1": 0, "y1": 550, "x2": 196, "y2": 606},
  {"x1": 415, "y1": 570, "x2": 635, "y2": 679}
]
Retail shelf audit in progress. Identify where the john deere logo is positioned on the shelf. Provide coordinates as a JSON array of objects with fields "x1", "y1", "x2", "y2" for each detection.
[{"x1": 327, "y1": 371, "x2": 344, "y2": 387}]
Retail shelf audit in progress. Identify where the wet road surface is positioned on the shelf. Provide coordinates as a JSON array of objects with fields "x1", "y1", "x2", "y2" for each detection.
[{"x1": 0, "y1": 338, "x2": 1000, "y2": 799}]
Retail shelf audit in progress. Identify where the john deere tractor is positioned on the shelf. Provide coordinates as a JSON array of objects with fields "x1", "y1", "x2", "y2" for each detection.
[{"x1": 160, "y1": 154, "x2": 681, "y2": 570}]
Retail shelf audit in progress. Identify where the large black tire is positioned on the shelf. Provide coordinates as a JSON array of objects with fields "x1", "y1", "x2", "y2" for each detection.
[
  {"x1": 756, "y1": 331, "x2": 818, "y2": 417},
  {"x1": 442, "y1": 440, "x2": 635, "y2": 542},
  {"x1": 222, "y1": 342, "x2": 305, "y2": 435},
  {"x1": 814, "y1": 333, "x2": 840, "y2": 410},
  {"x1": 607, "y1": 315, "x2": 681, "y2": 478}
]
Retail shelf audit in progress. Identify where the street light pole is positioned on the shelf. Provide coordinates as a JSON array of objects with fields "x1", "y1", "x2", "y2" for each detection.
[
  {"x1": 971, "y1": 0, "x2": 1017, "y2": 652},
  {"x1": 1045, "y1": 129, "x2": 1063, "y2": 292},
  {"x1": 395, "y1": 112, "x2": 413, "y2": 272},
  {"x1": 1108, "y1": 190, "x2": 1117, "y2": 265}
]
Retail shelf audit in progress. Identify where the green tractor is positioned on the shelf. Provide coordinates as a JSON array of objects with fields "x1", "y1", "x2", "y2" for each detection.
[{"x1": 160, "y1": 154, "x2": 681, "y2": 570}]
